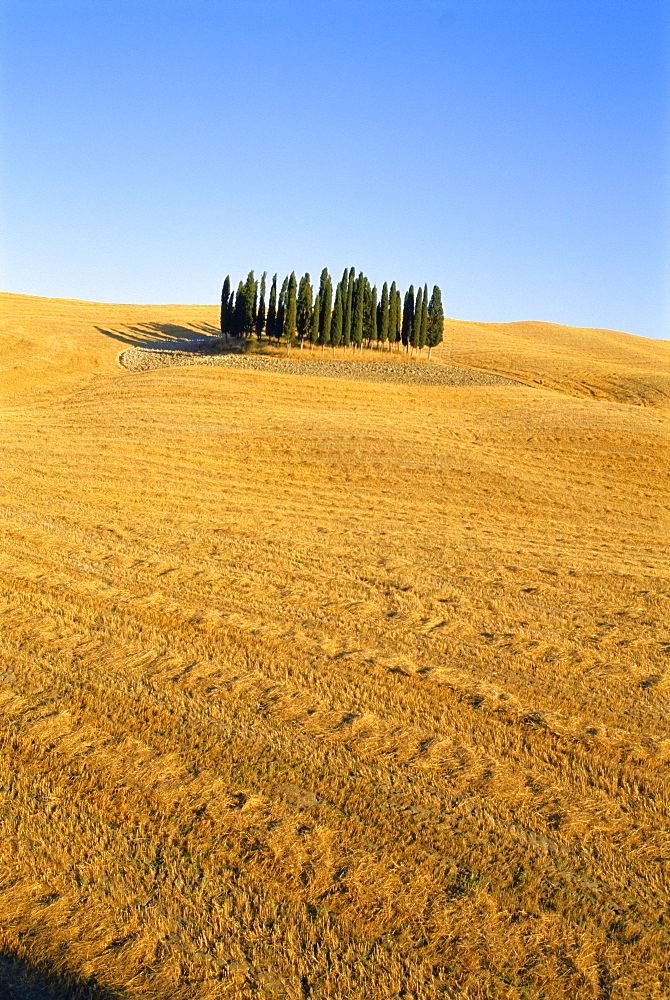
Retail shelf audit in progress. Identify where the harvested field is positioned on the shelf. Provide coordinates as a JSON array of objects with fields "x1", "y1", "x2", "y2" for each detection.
[{"x1": 0, "y1": 292, "x2": 669, "y2": 999}]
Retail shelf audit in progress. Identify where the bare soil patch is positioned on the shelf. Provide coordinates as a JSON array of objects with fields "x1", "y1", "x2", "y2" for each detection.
[{"x1": 118, "y1": 340, "x2": 521, "y2": 388}]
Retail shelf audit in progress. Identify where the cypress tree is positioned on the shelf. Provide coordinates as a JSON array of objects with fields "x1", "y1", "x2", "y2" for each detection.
[
  {"x1": 310, "y1": 291, "x2": 320, "y2": 352},
  {"x1": 331, "y1": 283, "x2": 343, "y2": 353},
  {"x1": 426, "y1": 284, "x2": 444, "y2": 359},
  {"x1": 394, "y1": 286, "x2": 402, "y2": 350},
  {"x1": 388, "y1": 281, "x2": 398, "y2": 352},
  {"x1": 402, "y1": 285, "x2": 414, "y2": 352},
  {"x1": 343, "y1": 266, "x2": 355, "y2": 350},
  {"x1": 339, "y1": 267, "x2": 349, "y2": 348},
  {"x1": 228, "y1": 281, "x2": 235, "y2": 335},
  {"x1": 276, "y1": 275, "x2": 288, "y2": 344},
  {"x1": 256, "y1": 271, "x2": 267, "y2": 338},
  {"x1": 318, "y1": 268, "x2": 332, "y2": 354},
  {"x1": 243, "y1": 270, "x2": 257, "y2": 335},
  {"x1": 364, "y1": 282, "x2": 378, "y2": 349},
  {"x1": 379, "y1": 281, "x2": 389, "y2": 350},
  {"x1": 230, "y1": 281, "x2": 245, "y2": 338},
  {"x1": 220, "y1": 276, "x2": 231, "y2": 338},
  {"x1": 283, "y1": 271, "x2": 297, "y2": 353},
  {"x1": 266, "y1": 273, "x2": 277, "y2": 340},
  {"x1": 419, "y1": 282, "x2": 429, "y2": 353},
  {"x1": 352, "y1": 272, "x2": 365, "y2": 351},
  {"x1": 411, "y1": 286, "x2": 423, "y2": 354},
  {"x1": 296, "y1": 272, "x2": 313, "y2": 350}
]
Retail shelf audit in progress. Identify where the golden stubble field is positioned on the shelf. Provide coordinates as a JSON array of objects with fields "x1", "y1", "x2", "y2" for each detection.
[{"x1": 0, "y1": 291, "x2": 669, "y2": 999}]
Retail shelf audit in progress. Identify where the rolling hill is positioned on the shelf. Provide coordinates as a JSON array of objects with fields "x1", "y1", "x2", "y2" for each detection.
[{"x1": 1, "y1": 292, "x2": 668, "y2": 999}]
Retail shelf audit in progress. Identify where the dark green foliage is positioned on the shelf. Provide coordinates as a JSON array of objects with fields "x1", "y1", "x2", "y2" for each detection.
[
  {"x1": 352, "y1": 272, "x2": 365, "y2": 349},
  {"x1": 318, "y1": 268, "x2": 332, "y2": 348},
  {"x1": 235, "y1": 287, "x2": 244, "y2": 337},
  {"x1": 402, "y1": 285, "x2": 414, "y2": 349},
  {"x1": 395, "y1": 288, "x2": 402, "y2": 347},
  {"x1": 379, "y1": 282, "x2": 389, "y2": 349},
  {"x1": 229, "y1": 272, "x2": 258, "y2": 338},
  {"x1": 331, "y1": 283, "x2": 343, "y2": 350},
  {"x1": 343, "y1": 267, "x2": 355, "y2": 349},
  {"x1": 266, "y1": 274, "x2": 278, "y2": 340},
  {"x1": 411, "y1": 286, "x2": 422, "y2": 351},
  {"x1": 243, "y1": 270, "x2": 258, "y2": 335},
  {"x1": 365, "y1": 283, "x2": 378, "y2": 347},
  {"x1": 419, "y1": 283, "x2": 428, "y2": 352},
  {"x1": 276, "y1": 275, "x2": 288, "y2": 342},
  {"x1": 220, "y1": 276, "x2": 232, "y2": 337},
  {"x1": 283, "y1": 272, "x2": 297, "y2": 349},
  {"x1": 427, "y1": 285, "x2": 444, "y2": 358},
  {"x1": 296, "y1": 273, "x2": 313, "y2": 347},
  {"x1": 256, "y1": 271, "x2": 267, "y2": 338},
  {"x1": 388, "y1": 281, "x2": 398, "y2": 350},
  {"x1": 310, "y1": 292, "x2": 320, "y2": 348}
]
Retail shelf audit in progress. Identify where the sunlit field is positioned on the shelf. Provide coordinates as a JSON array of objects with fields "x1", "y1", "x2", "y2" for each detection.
[{"x1": 1, "y1": 292, "x2": 669, "y2": 999}]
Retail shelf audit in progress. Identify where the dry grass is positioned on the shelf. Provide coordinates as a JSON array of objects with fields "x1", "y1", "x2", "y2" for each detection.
[
  {"x1": 442, "y1": 317, "x2": 670, "y2": 408},
  {"x1": 0, "y1": 292, "x2": 669, "y2": 999}
]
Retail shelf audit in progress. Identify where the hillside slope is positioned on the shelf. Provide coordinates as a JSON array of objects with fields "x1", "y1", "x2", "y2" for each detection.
[
  {"x1": 0, "y1": 293, "x2": 668, "y2": 999},
  {"x1": 441, "y1": 317, "x2": 670, "y2": 407},
  {"x1": 2, "y1": 292, "x2": 669, "y2": 406}
]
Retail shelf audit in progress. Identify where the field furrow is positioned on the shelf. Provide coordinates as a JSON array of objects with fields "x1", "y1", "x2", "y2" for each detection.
[{"x1": 1, "y1": 295, "x2": 669, "y2": 998}]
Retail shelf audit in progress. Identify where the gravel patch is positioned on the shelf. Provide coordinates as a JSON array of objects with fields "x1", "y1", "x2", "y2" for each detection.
[{"x1": 118, "y1": 340, "x2": 520, "y2": 389}]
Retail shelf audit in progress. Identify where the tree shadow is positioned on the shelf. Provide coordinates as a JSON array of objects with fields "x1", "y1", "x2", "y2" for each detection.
[
  {"x1": 0, "y1": 949, "x2": 125, "y2": 1000},
  {"x1": 95, "y1": 321, "x2": 221, "y2": 350}
]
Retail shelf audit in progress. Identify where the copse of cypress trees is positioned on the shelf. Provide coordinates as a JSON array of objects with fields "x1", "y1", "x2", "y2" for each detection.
[
  {"x1": 402, "y1": 285, "x2": 414, "y2": 352},
  {"x1": 296, "y1": 273, "x2": 313, "y2": 350},
  {"x1": 426, "y1": 285, "x2": 444, "y2": 359},
  {"x1": 219, "y1": 268, "x2": 441, "y2": 363},
  {"x1": 256, "y1": 271, "x2": 267, "y2": 338}
]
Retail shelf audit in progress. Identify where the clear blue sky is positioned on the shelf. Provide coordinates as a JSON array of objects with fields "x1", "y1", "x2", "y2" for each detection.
[{"x1": 1, "y1": 0, "x2": 667, "y2": 338}]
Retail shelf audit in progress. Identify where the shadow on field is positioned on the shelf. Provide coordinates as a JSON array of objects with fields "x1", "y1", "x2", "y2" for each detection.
[
  {"x1": 0, "y1": 950, "x2": 125, "y2": 1000},
  {"x1": 96, "y1": 321, "x2": 221, "y2": 349}
]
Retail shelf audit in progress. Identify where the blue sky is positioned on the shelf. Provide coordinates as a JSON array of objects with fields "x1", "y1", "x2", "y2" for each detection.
[{"x1": 1, "y1": 0, "x2": 667, "y2": 338}]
